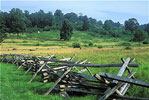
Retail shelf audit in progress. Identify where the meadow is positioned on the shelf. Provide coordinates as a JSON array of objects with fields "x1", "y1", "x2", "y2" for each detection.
[{"x1": 0, "y1": 30, "x2": 149, "y2": 100}]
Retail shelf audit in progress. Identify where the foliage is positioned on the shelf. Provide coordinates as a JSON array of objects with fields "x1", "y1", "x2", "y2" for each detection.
[
  {"x1": 9, "y1": 8, "x2": 27, "y2": 33},
  {"x1": 88, "y1": 42, "x2": 93, "y2": 46},
  {"x1": 132, "y1": 29, "x2": 146, "y2": 42},
  {"x1": 98, "y1": 45, "x2": 103, "y2": 48},
  {"x1": 54, "y1": 9, "x2": 64, "y2": 29},
  {"x1": 0, "y1": 8, "x2": 148, "y2": 42},
  {"x1": 103, "y1": 20, "x2": 113, "y2": 31},
  {"x1": 144, "y1": 24, "x2": 149, "y2": 34},
  {"x1": 142, "y1": 41, "x2": 148, "y2": 44},
  {"x1": 124, "y1": 18, "x2": 139, "y2": 32},
  {"x1": 60, "y1": 19, "x2": 73, "y2": 41},
  {"x1": 0, "y1": 11, "x2": 7, "y2": 42},
  {"x1": 125, "y1": 46, "x2": 132, "y2": 50},
  {"x1": 0, "y1": 32, "x2": 7, "y2": 42},
  {"x1": 72, "y1": 42, "x2": 81, "y2": 48}
]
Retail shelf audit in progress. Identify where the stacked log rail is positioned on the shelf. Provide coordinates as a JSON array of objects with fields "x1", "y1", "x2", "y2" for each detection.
[{"x1": 0, "y1": 54, "x2": 149, "y2": 100}]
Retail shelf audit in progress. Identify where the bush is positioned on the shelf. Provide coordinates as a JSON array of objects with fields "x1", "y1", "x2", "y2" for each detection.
[
  {"x1": 35, "y1": 42, "x2": 40, "y2": 46},
  {"x1": 88, "y1": 42, "x2": 93, "y2": 46},
  {"x1": 120, "y1": 42, "x2": 131, "y2": 46},
  {"x1": 98, "y1": 45, "x2": 103, "y2": 48},
  {"x1": 72, "y1": 43, "x2": 81, "y2": 48},
  {"x1": 60, "y1": 19, "x2": 73, "y2": 41},
  {"x1": 23, "y1": 41, "x2": 28, "y2": 43},
  {"x1": 132, "y1": 29, "x2": 146, "y2": 42},
  {"x1": 43, "y1": 26, "x2": 51, "y2": 31},
  {"x1": 125, "y1": 46, "x2": 132, "y2": 50},
  {"x1": 142, "y1": 41, "x2": 148, "y2": 44}
]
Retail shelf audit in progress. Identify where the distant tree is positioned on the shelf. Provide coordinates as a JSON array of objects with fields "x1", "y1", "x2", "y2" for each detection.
[
  {"x1": 0, "y1": 11, "x2": 7, "y2": 42},
  {"x1": 60, "y1": 19, "x2": 73, "y2": 41},
  {"x1": 64, "y1": 12, "x2": 78, "y2": 23},
  {"x1": 103, "y1": 20, "x2": 114, "y2": 31},
  {"x1": 64, "y1": 12, "x2": 79, "y2": 29},
  {"x1": 9, "y1": 8, "x2": 27, "y2": 38},
  {"x1": 97, "y1": 20, "x2": 103, "y2": 27},
  {"x1": 89, "y1": 17, "x2": 97, "y2": 25},
  {"x1": 80, "y1": 15, "x2": 89, "y2": 31},
  {"x1": 54, "y1": 9, "x2": 64, "y2": 29},
  {"x1": 24, "y1": 10, "x2": 32, "y2": 27},
  {"x1": 145, "y1": 24, "x2": 149, "y2": 34},
  {"x1": 132, "y1": 29, "x2": 146, "y2": 43},
  {"x1": 124, "y1": 18, "x2": 139, "y2": 32}
]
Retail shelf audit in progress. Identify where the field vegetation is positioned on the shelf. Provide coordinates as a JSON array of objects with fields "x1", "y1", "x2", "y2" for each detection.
[{"x1": 0, "y1": 30, "x2": 149, "y2": 100}]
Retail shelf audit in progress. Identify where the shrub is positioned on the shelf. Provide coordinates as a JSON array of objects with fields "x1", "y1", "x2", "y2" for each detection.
[
  {"x1": 60, "y1": 19, "x2": 73, "y2": 41},
  {"x1": 88, "y1": 42, "x2": 93, "y2": 46},
  {"x1": 98, "y1": 45, "x2": 103, "y2": 48},
  {"x1": 132, "y1": 29, "x2": 146, "y2": 42},
  {"x1": 23, "y1": 41, "x2": 28, "y2": 43},
  {"x1": 35, "y1": 42, "x2": 40, "y2": 46},
  {"x1": 43, "y1": 26, "x2": 51, "y2": 31},
  {"x1": 142, "y1": 41, "x2": 148, "y2": 44},
  {"x1": 72, "y1": 43, "x2": 81, "y2": 48},
  {"x1": 120, "y1": 42, "x2": 131, "y2": 46},
  {"x1": 12, "y1": 48, "x2": 17, "y2": 50},
  {"x1": 125, "y1": 46, "x2": 132, "y2": 50}
]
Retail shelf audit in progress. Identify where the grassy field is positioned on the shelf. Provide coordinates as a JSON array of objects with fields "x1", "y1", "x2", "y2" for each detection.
[{"x1": 0, "y1": 30, "x2": 149, "y2": 100}]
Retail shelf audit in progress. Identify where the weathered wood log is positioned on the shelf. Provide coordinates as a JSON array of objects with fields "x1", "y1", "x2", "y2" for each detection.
[
  {"x1": 60, "y1": 85, "x2": 66, "y2": 88},
  {"x1": 48, "y1": 63, "x2": 138, "y2": 68},
  {"x1": 24, "y1": 65, "x2": 33, "y2": 75},
  {"x1": 98, "y1": 71, "x2": 136, "y2": 100},
  {"x1": 117, "y1": 58, "x2": 130, "y2": 77},
  {"x1": 29, "y1": 62, "x2": 47, "y2": 82},
  {"x1": 41, "y1": 69, "x2": 48, "y2": 72},
  {"x1": 44, "y1": 67, "x2": 73, "y2": 95},
  {"x1": 43, "y1": 79, "x2": 48, "y2": 83},
  {"x1": 43, "y1": 73, "x2": 49, "y2": 76},
  {"x1": 99, "y1": 72, "x2": 149, "y2": 88},
  {"x1": 54, "y1": 87, "x2": 149, "y2": 100},
  {"x1": 120, "y1": 83, "x2": 130, "y2": 95},
  {"x1": 78, "y1": 68, "x2": 87, "y2": 73}
]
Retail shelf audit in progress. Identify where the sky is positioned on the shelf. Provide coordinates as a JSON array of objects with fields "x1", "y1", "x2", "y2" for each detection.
[{"x1": 0, "y1": 0, "x2": 149, "y2": 25}]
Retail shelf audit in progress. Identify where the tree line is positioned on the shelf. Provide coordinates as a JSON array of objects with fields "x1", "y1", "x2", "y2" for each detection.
[{"x1": 0, "y1": 8, "x2": 149, "y2": 42}]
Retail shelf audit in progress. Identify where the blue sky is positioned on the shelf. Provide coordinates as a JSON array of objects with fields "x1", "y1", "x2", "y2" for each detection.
[{"x1": 1, "y1": 0, "x2": 148, "y2": 25}]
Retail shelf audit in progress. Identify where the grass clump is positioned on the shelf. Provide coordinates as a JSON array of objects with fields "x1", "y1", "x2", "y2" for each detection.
[
  {"x1": 98, "y1": 45, "x2": 103, "y2": 48},
  {"x1": 72, "y1": 43, "x2": 81, "y2": 48},
  {"x1": 125, "y1": 46, "x2": 132, "y2": 50},
  {"x1": 142, "y1": 41, "x2": 148, "y2": 44},
  {"x1": 120, "y1": 42, "x2": 131, "y2": 46},
  {"x1": 88, "y1": 42, "x2": 93, "y2": 46}
]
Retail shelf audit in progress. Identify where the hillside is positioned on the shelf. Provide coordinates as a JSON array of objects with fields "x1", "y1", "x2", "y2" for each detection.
[
  {"x1": 0, "y1": 30, "x2": 149, "y2": 100},
  {"x1": 1, "y1": 30, "x2": 148, "y2": 54}
]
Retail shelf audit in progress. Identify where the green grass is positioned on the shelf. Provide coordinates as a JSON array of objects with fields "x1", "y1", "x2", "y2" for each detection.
[
  {"x1": 0, "y1": 63, "x2": 98, "y2": 100},
  {"x1": 1, "y1": 30, "x2": 149, "y2": 100},
  {"x1": 1, "y1": 47, "x2": 149, "y2": 100},
  {"x1": 5, "y1": 30, "x2": 148, "y2": 49}
]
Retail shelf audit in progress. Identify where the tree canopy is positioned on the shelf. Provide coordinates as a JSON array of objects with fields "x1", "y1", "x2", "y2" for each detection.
[
  {"x1": 124, "y1": 18, "x2": 139, "y2": 32},
  {"x1": 0, "y1": 8, "x2": 148, "y2": 42},
  {"x1": 60, "y1": 19, "x2": 73, "y2": 41}
]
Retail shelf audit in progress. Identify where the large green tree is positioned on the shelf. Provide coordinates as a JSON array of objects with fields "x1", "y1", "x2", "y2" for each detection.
[
  {"x1": 60, "y1": 19, "x2": 73, "y2": 41},
  {"x1": 103, "y1": 20, "x2": 114, "y2": 31},
  {"x1": 9, "y1": 8, "x2": 27, "y2": 38},
  {"x1": 132, "y1": 29, "x2": 146, "y2": 43},
  {"x1": 54, "y1": 9, "x2": 64, "y2": 29},
  {"x1": 124, "y1": 18, "x2": 139, "y2": 32},
  {"x1": 80, "y1": 15, "x2": 89, "y2": 31},
  {"x1": 0, "y1": 11, "x2": 7, "y2": 42},
  {"x1": 145, "y1": 24, "x2": 149, "y2": 35}
]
